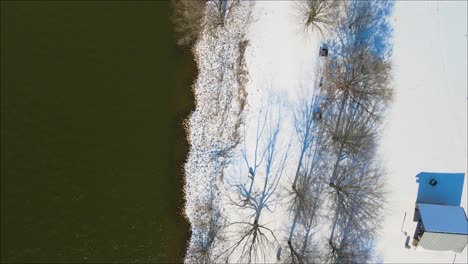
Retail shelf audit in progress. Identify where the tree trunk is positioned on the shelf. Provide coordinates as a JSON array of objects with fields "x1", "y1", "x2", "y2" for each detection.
[
  {"x1": 292, "y1": 144, "x2": 307, "y2": 190},
  {"x1": 330, "y1": 142, "x2": 344, "y2": 184},
  {"x1": 288, "y1": 205, "x2": 300, "y2": 243},
  {"x1": 334, "y1": 90, "x2": 349, "y2": 133},
  {"x1": 300, "y1": 218, "x2": 312, "y2": 256},
  {"x1": 329, "y1": 202, "x2": 341, "y2": 244}
]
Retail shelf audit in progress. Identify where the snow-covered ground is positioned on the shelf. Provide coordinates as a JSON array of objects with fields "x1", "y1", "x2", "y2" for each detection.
[
  {"x1": 244, "y1": 1, "x2": 321, "y2": 101},
  {"x1": 184, "y1": 1, "x2": 467, "y2": 262},
  {"x1": 219, "y1": 2, "x2": 323, "y2": 262},
  {"x1": 377, "y1": 1, "x2": 467, "y2": 263},
  {"x1": 183, "y1": 2, "x2": 254, "y2": 262},
  {"x1": 242, "y1": 1, "x2": 467, "y2": 262}
]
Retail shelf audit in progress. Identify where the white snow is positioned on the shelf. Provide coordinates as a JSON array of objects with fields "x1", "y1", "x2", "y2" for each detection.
[
  {"x1": 183, "y1": 2, "x2": 254, "y2": 262},
  {"x1": 184, "y1": 0, "x2": 467, "y2": 262},
  {"x1": 377, "y1": 1, "x2": 468, "y2": 263},
  {"x1": 217, "y1": 2, "x2": 323, "y2": 262},
  {"x1": 244, "y1": 1, "x2": 320, "y2": 99}
]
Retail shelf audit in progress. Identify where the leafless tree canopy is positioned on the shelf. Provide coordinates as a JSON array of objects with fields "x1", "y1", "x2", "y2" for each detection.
[
  {"x1": 182, "y1": 0, "x2": 393, "y2": 262},
  {"x1": 188, "y1": 184, "x2": 224, "y2": 263},
  {"x1": 296, "y1": 0, "x2": 341, "y2": 35},
  {"x1": 173, "y1": 0, "x2": 244, "y2": 46},
  {"x1": 172, "y1": 0, "x2": 206, "y2": 47},
  {"x1": 284, "y1": 1, "x2": 393, "y2": 263}
]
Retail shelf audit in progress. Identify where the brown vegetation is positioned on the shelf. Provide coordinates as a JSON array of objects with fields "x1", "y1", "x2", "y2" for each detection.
[{"x1": 172, "y1": 0, "x2": 206, "y2": 47}]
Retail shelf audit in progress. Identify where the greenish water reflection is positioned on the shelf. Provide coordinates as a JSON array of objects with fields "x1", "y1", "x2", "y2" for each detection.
[{"x1": 1, "y1": 1, "x2": 194, "y2": 262}]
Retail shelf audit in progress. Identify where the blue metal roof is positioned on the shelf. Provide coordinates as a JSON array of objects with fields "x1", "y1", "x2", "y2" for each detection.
[
  {"x1": 416, "y1": 172, "x2": 465, "y2": 206},
  {"x1": 418, "y1": 203, "x2": 468, "y2": 235}
]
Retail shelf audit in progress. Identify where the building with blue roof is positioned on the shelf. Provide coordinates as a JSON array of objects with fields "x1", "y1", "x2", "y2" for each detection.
[{"x1": 412, "y1": 172, "x2": 467, "y2": 253}]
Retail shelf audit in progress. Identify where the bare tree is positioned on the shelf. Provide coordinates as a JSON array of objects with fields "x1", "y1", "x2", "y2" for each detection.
[
  {"x1": 206, "y1": 0, "x2": 228, "y2": 28},
  {"x1": 324, "y1": 157, "x2": 386, "y2": 253},
  {"x1": 291, "y1": 84, "x2": 322, "y2": 190},
  {"x1": 323, "y1": 211, "x2": 377, "y2": 264},
  {"x1": 316, "y1": 3, "x2": 391, "y2": 249},
  {"x1": 280, "y1": 2, "x2": 393, "y2": 263},
  {"x1": 295, "y1": 0, "x2": 341, "y2": 35},
  {"x1": 172, "y1": 0, "x2": 247, "y2": 47},
  {"x1": 286, "y1": 103, "x2": 329, "y2": 263},
  {"x1": 204, "y1": 0, "x2": 243, "y2": 35},
  {"x1": 342, "y1": 0, "x2": 395, "y2": 58},
  {"x1": 172, "y1": 0, "x2": 206, "y2": 47},
  {"x1": 283, "y1": 216, "x2": 322, "y2": 264},
  {"x1": 224, "y1": 100, "x2": 290, "y2": 263},
  {"x1": 285, "y1": 171, "x2": 324, "y2": 264},
  {"x1": 322, "y1": 100, "x2": 381, "y2": 186},
  {"x1": 283, "y1": 78, "x2": 334, "y2": 262},
  {"x1": 322, "y1": 49, "x2": 393, "y2": 123},
  {"x1": 186, "y1": 183, "x2": 225, "y2": 263},
  {"x1": 318, "y1": 0, "x2": 393, "y2": 196},
  {"x1": 321, "y1": 0, "x2": 394, "y2": 122}
]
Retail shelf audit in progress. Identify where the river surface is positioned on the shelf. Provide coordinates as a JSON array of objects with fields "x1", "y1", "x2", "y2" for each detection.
[{"x1": 1, "y1": 1, "x2": 193, "y2": 262}]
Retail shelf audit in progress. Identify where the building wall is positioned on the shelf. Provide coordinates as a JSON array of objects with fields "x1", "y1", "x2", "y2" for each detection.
[{"x1": 418, "y1": 232, "x2": 468, "y2": 253}]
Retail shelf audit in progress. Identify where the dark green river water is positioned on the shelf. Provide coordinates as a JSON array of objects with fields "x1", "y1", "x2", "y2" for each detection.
[{"x1": 1, "y1": 1, "x2": 194, "y2": 262}]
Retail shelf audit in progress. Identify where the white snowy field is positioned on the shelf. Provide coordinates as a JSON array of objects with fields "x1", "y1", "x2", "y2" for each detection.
[
  {"x1": 220, "y1": 1, "x2": 323, "y2": 262},
  {"x1": 244, "y1": 0, "x2": 321, "y2": 101},
  {"x1": 184, "y1": 0, "x2": 467, "y2": 262},
  {"x1": 377, "y1": 1, "x2": 467, "y2": 263},
  {"x1": 240, "y1": 0, "x2": 468, "y2": 263}
]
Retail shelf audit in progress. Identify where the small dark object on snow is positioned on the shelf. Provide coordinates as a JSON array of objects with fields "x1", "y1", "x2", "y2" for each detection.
[
  {"x1": 313, "y1": 106, "x2": 322, "y2": 120},
  {"x1": 313, "y1": 112, "x2": 322, "y2": 120},
  {"x1": 276, "y1": 246, "x2": 282, "y2": 261},
  {"x1": 319, "y1": 44, "x2": 328, "y2": 57},
  {"x1": 429, "y1": 178, "x2": 438, "y2": 186}
]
